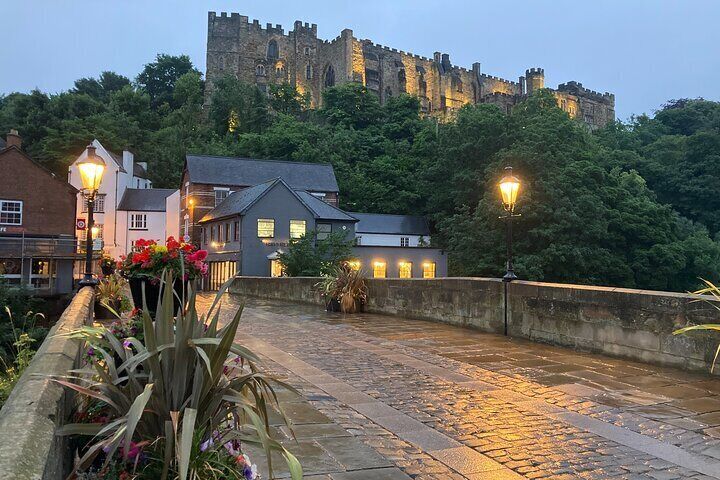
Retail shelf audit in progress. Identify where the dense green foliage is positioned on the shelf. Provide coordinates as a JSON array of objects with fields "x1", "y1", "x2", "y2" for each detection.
[
  {"x1": 278, "y1": 231, "x2": 354, "y2": 277},
  {"x1": 1, "y1": 54, "x2": 719, "y2": 291}
]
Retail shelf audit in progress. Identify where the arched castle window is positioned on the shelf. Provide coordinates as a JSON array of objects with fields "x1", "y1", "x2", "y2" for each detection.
[
  {"x1": 324, "y1": 65, "x2": 335, "y2": 88},
  {"x1": 255, "y1": 64, "x2": 266, "y2": 76},
  {"x1": 306, "y1": 64, "x2": 313, "y2": 80},
  {"x1": 275, "y1": 62, "x2": 285, "y2": 75},
  {"x1": 398, "y1": 69, "x2": 406, "y2": 93},
  {"x1": 267, "y1": 40, "x2": 279, "y2": 61},
  {"x1": 219, "y1": 56, "x2": 225, "y2": 71}
]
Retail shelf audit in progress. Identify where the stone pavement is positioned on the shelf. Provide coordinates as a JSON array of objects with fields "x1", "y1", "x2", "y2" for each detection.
[{"x1": 198, "y1": 294, "x2": 720, "y2": 479}]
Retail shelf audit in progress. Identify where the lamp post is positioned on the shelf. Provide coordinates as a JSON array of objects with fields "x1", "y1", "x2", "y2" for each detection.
[
  {"x1": 77, "y1": 145, "x2": 105, "y2": 287},
  {"x1": 498, "y1": 166, "x2": 521, "y2": 336}
]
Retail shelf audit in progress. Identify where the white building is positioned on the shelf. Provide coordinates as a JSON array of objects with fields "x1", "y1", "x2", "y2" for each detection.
[
  {"x1": 348, "y1": 212, "x2": 431, "y2": 247},
  {"x1": 68, "y1": 140, "x2": 179, "y2": 259}
]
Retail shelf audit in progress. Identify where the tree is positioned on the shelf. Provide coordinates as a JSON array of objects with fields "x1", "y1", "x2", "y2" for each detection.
[
  {"x1": 268, "y1": 83, "x2": 309, "y2": 116},
  {"x1": 136, "y1": 54, "x2": 198, "y2": 109},
  {"x1": 278, "y1": 231, "x2": 353, "y2": 276},
  {"x1": 208, "y1": 76, "x2": 269, "y2": 135}
]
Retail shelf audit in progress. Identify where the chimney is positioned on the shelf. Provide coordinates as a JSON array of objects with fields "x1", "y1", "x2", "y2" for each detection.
[
  {"x1": 86, "y1": 144, "x2": 97, "y2": 158},
  {"x1": 6, "y1": 129, "x2": 21, "y2": 148}
]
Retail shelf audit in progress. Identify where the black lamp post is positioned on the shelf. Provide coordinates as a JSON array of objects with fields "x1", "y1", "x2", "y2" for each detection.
[
  {"x1": 499, "y1": 166, "x2": 521, "y2": 335},
  {"x1": 77, "y1": 145, "x2": 105, "y2": 287}
]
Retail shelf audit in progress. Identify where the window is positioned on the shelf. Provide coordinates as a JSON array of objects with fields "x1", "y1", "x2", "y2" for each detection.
[
  {"x1": 214, "y1": 188, "x2": 231, "y2": 207},
  {"x1": 257, "y1": 218, "x2": 274, "y2": 238},
  {"x1": 233, "y1": 221, "x2": 239, "y2": 241},
  {"x1": 256, "y1": 64, "x2": 266, "y2": 76},
  {"x1": 184, "y1": 215, "x2": 189, "y2": 237},
  {"x1": 355, "y1": 236, "x2": 362, "y2": 246},
  {"x1": 316, "y1": 223, "x2": 332, "y2": 240},
  {"x1": 270, "y1": 259, "x2": 283, "y2": 277},
  {"x1": 423, "y1": 262, "x2": 436, "y2": 278},
  {"x1": 324, "y1": 64, "x2": 335, "y2": 87},
  {"x1": 373, "y1": 261, "x2": 386, "y2": 278},
  {"x1": 218, "y1": 224, "x2": 224, "y2": 242},
  {"x1": 303, "y1": 46, "x2": 311, "y2": 55},
  {"x1": 398, "y1": 69, "x2": 406, "y2": 93},
  {"x1": 400, "y1": 237, "x2": 410, "y2": 247},
  {"x1": 399, "y1": 261, "x2": 412, "y2": 279},
  {"x1": 267, "y1": 40, "x2": 279, "y2": 61},
  {"x1": 211, "y1": 225, "x2": 216, "y2": 242},
  {"x1": 79, "y1": 224, "x2": 103, "y2": 242},
  {"x1": 130, "y1": 213, "x2": 147, "y2": 230},
  {"x1": 290, "y1": 220, "x2": 306, "y2": 239},
  {"x1": 82, "y1": 194, "x2": 106, "y2": 213},
  {"x1": 0, "y1": 200, "x2": 22, "y2": 225},
  {"x1": 219, "y1": 56, "x2": 225, "y2": 70},
  {"x1": 225, "y1": 222, "x2": 231, "y2": 242},
  {"x1": 305, "y1": 64, "x2": 313, "y2": 80}
]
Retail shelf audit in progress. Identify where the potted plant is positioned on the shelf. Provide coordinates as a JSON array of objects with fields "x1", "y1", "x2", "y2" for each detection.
[
  {"x1": 53, "y1": 269, "x2": 302, "y2": 480},
  {"x1": 94, "y1": 274, "x2": 130, "y2": 320},
  {"x1": 118, "y1": 237, "x2": 208, "y2": 314},
  {"x1": 315, "y1": 263, "x2": 367, "y2": 313},
  {"x1": 99, "y1": 254, "x2": 116, "y2": 276}
]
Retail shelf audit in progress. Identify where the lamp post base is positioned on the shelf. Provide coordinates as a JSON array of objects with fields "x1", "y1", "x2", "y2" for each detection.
[
  {"x1": 503, "y1": 271, "x2": 517, "y2": 282},
  {"x1": 78, "y1": 275, "x2": 98, "y2": 287}
]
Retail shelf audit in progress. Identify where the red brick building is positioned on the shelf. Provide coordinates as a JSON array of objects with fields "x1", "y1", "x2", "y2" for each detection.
[
  {"x1": 0, "y1": 130, "x2": 79, "y2": 294},
  {"x1": 180, "y1": 155, "x2": 339, "y2": 245}
]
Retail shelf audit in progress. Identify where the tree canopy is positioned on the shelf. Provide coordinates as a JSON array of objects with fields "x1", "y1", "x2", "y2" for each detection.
[{"x1": 1, "y1": 55, "x2": 718, "y2": 291}]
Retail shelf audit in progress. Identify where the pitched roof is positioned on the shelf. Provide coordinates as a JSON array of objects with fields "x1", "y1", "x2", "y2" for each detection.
[
  {"x1": 133, "y1": 162, "x2": 149, "y2": 179},
  {"x1": 185, "y1": 155, "x2": 339, "y2": 192},
  {"x1": 349, "y1": 212, "x2": 430, "y2": 236},
  {"x1": 199, "y1": 178, "x2": 356, "y2": 223},
  {"x1": 105, "y1": 148, "x2": 127, "y2": 173},
  {"x1": 117, "y1": 188, "x2": 176, "y2": 211},
  {"x1": 295, "y1": 191, "x2": 356, "y2": 222},
  {"x1": 199, "y1": 179, "x2": 276, "y2": 223}
]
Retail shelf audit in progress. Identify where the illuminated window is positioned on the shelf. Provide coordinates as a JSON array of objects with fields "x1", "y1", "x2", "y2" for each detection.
[
  {"x1": 270, "y1": 259, "x2": 283, "y2": 277},
  {"x1": 399, "y1": 261, "x2": 412, "y2": 279},
  {"x1": 290, "y1": 220, "x2": 306, "y2": 239},
  {"x1": 373, "y1": 261, "x2": 386, "y2": 278},
  {"x1": 257, "y1": 218, "x2": 274, "y2": 238},
  {"x1": 0, "y1": 200, "x2": 22, "y2": 225},
  {"x1": 317, "y1": 223, "x2": 331, "y2": 240},
  {"x1": 423, "y1": 262, "x2": 436, "y2": 278},
  {"x1": 82, "y1": 194, "x2": 105, "y2": 213}
]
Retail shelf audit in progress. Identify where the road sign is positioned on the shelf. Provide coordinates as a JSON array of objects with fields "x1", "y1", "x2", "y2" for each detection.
[
  {"x1": 76, "y1": 218, "x2": 87, "y2": 230},
  {"x1": 183, "y1": 234, "x2": 191, "y2": 243}
]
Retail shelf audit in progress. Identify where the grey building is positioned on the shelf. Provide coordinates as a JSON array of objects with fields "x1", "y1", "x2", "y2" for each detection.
[{"x1": 198, "y1": 178, "x2": 355, "y2": 288}]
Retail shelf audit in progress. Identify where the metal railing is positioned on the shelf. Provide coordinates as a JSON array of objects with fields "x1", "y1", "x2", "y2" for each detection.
[{"x1": 0, "y1": 236, "x2": 80, "y2": 258}]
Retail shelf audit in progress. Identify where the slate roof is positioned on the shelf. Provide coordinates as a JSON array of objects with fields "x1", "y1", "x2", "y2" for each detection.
[
  {"x1": 185, "y1": 155, "x2": 339, "y2": 192},
  {"x1": 117, "y1": 188, "x2": 176, "y2": 212},
  {"x1": 199, "y1": 178, "x2": 357, "y2": 223},
  {"x1": 348, "y1": 212, "x2": 430, "y2": 236},
  {"x1": 105, "y1": 148, "x2": 127, "y2": 173}
]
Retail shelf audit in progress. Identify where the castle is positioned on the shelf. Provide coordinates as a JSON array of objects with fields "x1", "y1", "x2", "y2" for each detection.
[{"x1": 206, "y1": 12, "x2": 616, "y2": 129}]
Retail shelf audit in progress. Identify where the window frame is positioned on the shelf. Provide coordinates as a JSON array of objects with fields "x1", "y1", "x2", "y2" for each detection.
[
  {"x1": 399, "y1": 261, "x2": 412, "y2": 279},
  {"x1": 316, "y1": 223, "x2": 332, "y2": 240},
  {"x1": 0, "y1": 200, "x2": 23, "y2": 225},
  {"x1": 423, "y1": 262, "x2": 436, "y2": 279},
  {"x1": 214, "y1": 187, "x2": 231, "y2": 207},
  {"x1": 400, "y1": 237, "x2": 410, "y2": 247},
  {"x1": 233, "y1": 221, "x2": 240, "y2": 241},
  {"x1": 373, "y1": 261, "x2": 387, "y2": 279},
  {"x1": 289, "y1": 219, "x2": 306, "y2": 239},
  {"x1": 129, "y1": 213, "x2": 147, "y2": 231},
  {"x1": 257, "y1": 218, "x2": 275, "y2": 238}
]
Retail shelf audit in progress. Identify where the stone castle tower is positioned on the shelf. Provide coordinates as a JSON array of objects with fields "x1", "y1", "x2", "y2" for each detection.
[{"x1": 206, "y1": 12, "x2": 615, "y2": 129}]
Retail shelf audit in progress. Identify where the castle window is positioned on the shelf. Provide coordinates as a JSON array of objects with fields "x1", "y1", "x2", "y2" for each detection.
[
  {"x1": 256, "y1": 64, "x2": 266, "y2": 76},
  {"x1": 303, "y1": 46, "x2": 310, "y2": 55},
  {"x1": 306, "y1": 64, "x2": 313, "y2": 80},
  {"x1": 398, "y1": 69, "x2": 406, "y2": 93},
  {"x1": 452, "y1": 75, "x2": 463, "y2": 93},
  {"x1": 365, "y1": 68, "x2": 379, "y2": 89},
  {"x1": 267, "y1": 40, "x2": 279, "y2": 61},
  {"x1": 324, "y1": 64, "x2": 335, "y2": 87},
  {"x1": 418, "y1": 75, "x2": 427, "y2": 96},
  {"x1": 219, "y1": 56, "x2": 225, "y2": 71},
  {"x1": 275, "y1": 62, "x2": 285, "y2": 75}
]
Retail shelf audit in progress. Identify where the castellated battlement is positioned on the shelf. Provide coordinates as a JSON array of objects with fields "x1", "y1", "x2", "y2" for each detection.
[
  {"x1": 558, "y1": 81, "x2": 614, "y2": 103},
  {"x1": 480, "y1": 73, "x2": 519, "y2": 86},
  {"x1": 209, "y1": 12, "x2": 321, "y2": 37}
]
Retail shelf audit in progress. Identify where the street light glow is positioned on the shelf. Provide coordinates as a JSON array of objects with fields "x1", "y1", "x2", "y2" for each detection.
[
  {"x1": 499, "y1": 166, "x2": 520, "y2": 213},
  {"x1": 77, "y1": 145, "x2": 105, "y2": 192}
]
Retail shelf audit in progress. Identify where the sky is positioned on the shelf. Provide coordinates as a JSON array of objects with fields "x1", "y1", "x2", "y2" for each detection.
[{"x1": 2, "y1": 0, "x2": 719, "y2": 120}]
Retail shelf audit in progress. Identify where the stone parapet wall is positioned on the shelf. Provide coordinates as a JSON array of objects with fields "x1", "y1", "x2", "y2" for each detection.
[
  {"x1": 230, "y1": 277, "x2": 720, "y2": 373},
  {"x1": 0, "y1": 287, "x2": 94, "y2": 480}
]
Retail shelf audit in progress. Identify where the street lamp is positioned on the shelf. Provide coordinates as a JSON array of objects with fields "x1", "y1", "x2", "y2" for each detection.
[
  {"x1": 499, "y1": 166, "x2": 521, "y2": 282},
  {"x1": 78, "y1": 145, "x2": 105, "y2": 286}
]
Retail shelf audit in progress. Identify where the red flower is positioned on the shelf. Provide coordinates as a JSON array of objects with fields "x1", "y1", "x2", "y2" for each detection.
[
  {"x1": 166, "y1": 236, "x2": 181, "y2": 251},
  {"x1": 186, "y1": 250, "x2": 208, "y2": 262}
]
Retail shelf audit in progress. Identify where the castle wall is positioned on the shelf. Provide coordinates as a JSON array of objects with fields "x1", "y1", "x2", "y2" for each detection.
[{"x1": 206, "y1": 12, "x2": 616, "y2": 128}]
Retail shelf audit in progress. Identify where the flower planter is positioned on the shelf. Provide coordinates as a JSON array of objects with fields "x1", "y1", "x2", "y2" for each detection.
[
  {"x1": 326, "y1": 298, "x2": 341, "y2": 312},
  {"x1": 100, "y1": 265, "x2": 115, "y2": 276},
  {"x1": 129, "y1": 277, "x2": 187, "y2": 314}
]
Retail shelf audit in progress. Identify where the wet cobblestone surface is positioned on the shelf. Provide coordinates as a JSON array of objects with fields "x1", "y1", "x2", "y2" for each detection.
[{"x1": 198, "y1": 294, "x2": 720, "y2": 479}]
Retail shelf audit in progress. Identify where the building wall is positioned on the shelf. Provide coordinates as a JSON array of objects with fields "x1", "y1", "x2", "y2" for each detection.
[
  {"x1": 116, "y1": 210, "x2": 167, "y2": 255},
  {"x1": 206, "y1": 12, "x2": 615, "y2": 128},
  {"x1": 165, "y1": 190, "x2": 181, "y2": 241},
  {"x1": 350, "y1": 246, "x2": 447, "y2": 278},
  {"x1": 0, "y1": 147, "x2": 76, "y2": 236},
  {"x1": 356, "y1": 233, "x2": 426, "y2": 247}
]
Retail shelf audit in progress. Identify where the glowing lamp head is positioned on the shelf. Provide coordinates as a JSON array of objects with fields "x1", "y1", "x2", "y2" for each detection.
[
  {"x1": 499, "y1": 166, "x2": 521, "y2": 213},
  {"x1": 78, "y1": 145, "x2": 105, "y2": 192}
]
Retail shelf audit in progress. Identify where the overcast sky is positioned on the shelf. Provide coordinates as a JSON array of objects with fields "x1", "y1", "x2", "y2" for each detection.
[{"x1": 2, "y1": 0, "x2": 718, "y2": 120}]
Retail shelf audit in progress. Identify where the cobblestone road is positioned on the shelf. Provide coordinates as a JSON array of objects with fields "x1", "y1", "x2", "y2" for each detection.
[{"x1": 198, "y1": 294, "x2": 720, "y2": 479}]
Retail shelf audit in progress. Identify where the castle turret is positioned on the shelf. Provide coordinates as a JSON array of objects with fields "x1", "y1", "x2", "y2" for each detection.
[{"x1": 525, "y1": 68, "x2": 544, "y2": 94}]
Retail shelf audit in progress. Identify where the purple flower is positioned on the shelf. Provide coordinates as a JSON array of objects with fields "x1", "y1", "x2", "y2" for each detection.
[
  {"x1": 123, "y1": 340, "x2": 132, "y2": 349},
  {"x1": 199, "y1": 438, "x2": 213, "y2": 452},
  {"x1": 87, "y1": 347, "x2": 95, "y2": 356}
]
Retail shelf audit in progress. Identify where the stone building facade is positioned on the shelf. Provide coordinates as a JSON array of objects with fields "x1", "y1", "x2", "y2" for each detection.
[{"x1": 206, "y1": 12, "x2": 616, "y2": 129}]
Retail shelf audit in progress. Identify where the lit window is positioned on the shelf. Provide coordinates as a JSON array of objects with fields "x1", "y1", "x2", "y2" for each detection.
[
  {"x1": 257, "y1": 218, "x2": 274, "y2": 238},
  {"x1": 290, "y1": 220, "x2": 306, "y2": 239},
  {"x1": 0, "y1": 200, "x2": 22, "y2": 225},
  {"x1": 423, "y1": 262, "x2": 436, "y2": 278},
  {"x1": 373, "y1": 261, "x2": 386, "y2": 278},
  {"x1": 400, "y1": 237, "x2": 409, "y2": 247},
  {"x1": 317, "y1": 223, "x2": 331, "y2": 240},
  {"x1": 130, "y1": 213, "x2": 147, "y2": 230},
  {"x1": 346, "y1": 260, "x2": 360, "y2": 271},
  {"x1": 214, "y1": 188, "x2": 231, "y2": 207},
  {"x1": 399, "y1": 261, "x2": 412, "y2": 279}
]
